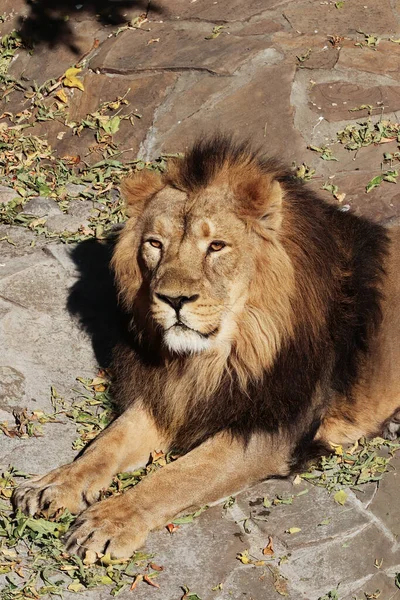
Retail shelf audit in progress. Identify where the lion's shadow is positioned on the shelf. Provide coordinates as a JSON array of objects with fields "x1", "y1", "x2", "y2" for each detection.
[{"x1": 67, "y1": 235, "x2": 127, "y2": 368}]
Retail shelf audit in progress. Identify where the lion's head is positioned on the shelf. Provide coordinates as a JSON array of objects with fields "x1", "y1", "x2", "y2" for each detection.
[{"x1": 112, "y1": 137, "x2": 300, "y2": 375}]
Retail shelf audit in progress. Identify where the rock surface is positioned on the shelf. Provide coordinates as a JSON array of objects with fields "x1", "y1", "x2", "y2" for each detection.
[{"x1": 1, "y1": 0, "x2": 400, "y2": 599}]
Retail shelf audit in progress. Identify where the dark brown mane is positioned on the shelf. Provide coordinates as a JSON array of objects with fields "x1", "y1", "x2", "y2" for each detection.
[{"x1": 165, "y1": 134, "x2": 284, "y2": 193}]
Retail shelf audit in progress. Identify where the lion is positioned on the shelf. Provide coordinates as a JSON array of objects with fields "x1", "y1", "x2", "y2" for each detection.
[{"x1": 13, "y1": 136, "x2": 400, "y2": 560}]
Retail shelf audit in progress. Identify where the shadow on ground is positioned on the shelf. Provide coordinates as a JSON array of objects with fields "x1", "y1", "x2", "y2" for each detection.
[
  {"x1": 67, "y1": 235, "x2": 127, "y2": 367},
  {"x1": 17, "y1": 0, "x2": 163, "y2": 53}
]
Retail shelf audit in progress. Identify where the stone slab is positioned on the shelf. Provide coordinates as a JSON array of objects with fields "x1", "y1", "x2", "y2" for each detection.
[
  {"x1": 0, "y1": 365, "x2": 25, "y2": 412},
  {"x1": 337, "y1": 41, "x2": 400, "y2": 79},
  {"x1": 213, "y1": 564, "x2": 279, "y2": 600},
  {"x1": 279, "y1": 523, "x2": 400, "y2": 599},
  {"x1": 90, "y1": 22, "x2": 272, "y2": 76},
  {"x1": 283, "y1": 0, "x2": 398, "y2": 36},
  {"x1": 0, "y1": 248, "x2": 96, "y2": 408},
  {"x1": 310, "y1": 81, "x2": 400, "y2": 122},
  {"x1": 22, "y1": 197, "x2": 63, "y2": 217},
  {"x1": 369, "y1": 453, "x2": 400, "y2": 541},
  {"x1": 317, "y1": 170, "x2": 400, "y2": 223},
  {"x1": 342, "y1": 571, "x2": 400, "y2": 600},
  {"x1": 0, "y1": 185, "x2": 19, "y2": 205},
  {"x1": 144, "y1": 60, "x2": 306, "y2": 164},
  {"x1": 151, "y1": 0, "x2": 285, "y2": 22},
  {"x1": 236, "y1": 481, "x2": 371, "y2": 552}
]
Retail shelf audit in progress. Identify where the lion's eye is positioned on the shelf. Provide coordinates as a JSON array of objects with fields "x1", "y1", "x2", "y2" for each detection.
[
  {"x1": 208, "y1": 241, "x2": 226, "y2": 253},
  {"x1": 147, "y1": 239, "x2": 163, "y2": 249}
]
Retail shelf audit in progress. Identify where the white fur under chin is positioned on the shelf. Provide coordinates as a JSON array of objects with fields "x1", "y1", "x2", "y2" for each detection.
[{"x1": 164, "y1": 327, "x2": 212, "y2": 354}]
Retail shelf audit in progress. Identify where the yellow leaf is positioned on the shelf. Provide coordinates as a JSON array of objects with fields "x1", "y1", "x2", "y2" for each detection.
[
  {"x1": 55, "y1": 89, "x2": 68, "y2": 103},
  {"x1": 63, "y1": 67, "x2": 85, "y2": 91},
  {"x1": 330, "y1": 443, "x2": 343, "y2": 456},
  {"x1": 286, "y1": 527, "x2": 301, "y2": 534},
  {"x1": 334, "y1": 489, "x2": 348, "y2": 505},
  {"x1": 100, "y1": 552, "x2": 129, "y2": 566},
  {"x1": 236, "y1": 550, "x2": 251, "y2": 564}
]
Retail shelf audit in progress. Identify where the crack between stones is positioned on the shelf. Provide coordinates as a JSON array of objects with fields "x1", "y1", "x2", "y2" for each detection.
[
  {"x1": 0, "y1": 294, "x2": 29, "y2": 310},
  {"x1": 346, "y1": 490, "x2": 400, "y2": 549},
  {"x1": 93, "y1": 66, "x2": 231, "y2": 77}
]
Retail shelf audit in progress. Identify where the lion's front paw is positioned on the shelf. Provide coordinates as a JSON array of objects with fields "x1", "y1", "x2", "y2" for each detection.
[
  {"x1": 65, "y1": 496, "x2": 150, "y2": 559},
  {"x1": 12, "y1": 464, "x2": 104, "y2": 517}
]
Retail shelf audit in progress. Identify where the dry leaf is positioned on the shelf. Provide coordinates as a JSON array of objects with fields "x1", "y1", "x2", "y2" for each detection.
[
  {"x1": 262, "y1": 536, "x2": 274, "y2": 556},
  {"x1": 130, "y1": 574, "x2": 143, "y2": 590},
  {"x1": 55, "y1": 89, "x2": 68, "y2": 103},
  {"x1": 166, "y1": 523, "x2": 179, "y2": 534},
  {"x1": 143, "y1": 575, "x2": 160, "y2": 588},
  {"x1": 63, "y1": 67, "x2": 85, "y2": 91}
]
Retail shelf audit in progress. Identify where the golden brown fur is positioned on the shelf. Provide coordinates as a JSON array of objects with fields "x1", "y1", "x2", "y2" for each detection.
[{"x1": 13, "y1": 136, "x2": 400, "y2": 560}]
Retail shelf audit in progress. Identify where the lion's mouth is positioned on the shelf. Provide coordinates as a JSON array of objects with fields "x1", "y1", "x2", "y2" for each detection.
[{"x1": 168, "y1": 321, "x2": 219, "y2": 339}]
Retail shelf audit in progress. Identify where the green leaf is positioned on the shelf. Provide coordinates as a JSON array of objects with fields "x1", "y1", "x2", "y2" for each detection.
[
  {"x1": 173, "y1": 506, "x2": 207, "y2": 524},
  {"x1": 103, "y1": 115, "x2": 121, "y2": 135},
  {"x1": 383, "y1": 169, "x2": 398, "y2": 183},
  {"x1": 181, "y1": 585, "x2": 203, "y2": 599},
  {"x1": 366, "y1": 174, "x2": 383, "y2": 193}
]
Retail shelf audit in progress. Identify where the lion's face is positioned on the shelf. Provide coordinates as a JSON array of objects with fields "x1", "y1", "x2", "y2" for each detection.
[
  {"x1": 139, "y1": 185, "x2": 254, "y2": 354},
  {"x1": 113, "y1": 148, "x2": 287, "y2": 361}
]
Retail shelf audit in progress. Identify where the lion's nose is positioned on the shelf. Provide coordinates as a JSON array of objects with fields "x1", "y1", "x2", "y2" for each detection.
[{"x1": 155, "y1": 293, "x2": 199, "y2": 312}]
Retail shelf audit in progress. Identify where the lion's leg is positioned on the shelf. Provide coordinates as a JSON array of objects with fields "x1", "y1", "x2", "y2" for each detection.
[
  {"x1": 65, "y1": 432, "x2": 290, "y2": 559},
  {"x1": 13, "y1": 405, "x2": 167, "y2": 516}
]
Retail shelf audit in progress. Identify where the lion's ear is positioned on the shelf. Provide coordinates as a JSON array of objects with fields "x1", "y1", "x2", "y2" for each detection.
[
  {"x1": 235, "y1": 174, "x2": 283, "y2": 233},
  {"x1": 121, "y1": 170, "x2": 164, "y2": 217}
]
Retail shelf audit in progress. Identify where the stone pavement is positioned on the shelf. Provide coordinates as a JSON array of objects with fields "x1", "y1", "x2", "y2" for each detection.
[{"x1": 1, "y1": 1, "x2": 400, "y2": 599}]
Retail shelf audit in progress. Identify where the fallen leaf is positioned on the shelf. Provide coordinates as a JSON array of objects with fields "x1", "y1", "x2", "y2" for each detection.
[
  {"x1": 271, "y1": 567, "x2": 289, "y2": 597},
  {"x1": 143, "y1": 574, "x2": 160, "y2": 588},
  {"x1": 55, "y1": 89, "x2": 68, "y2": 103},
  {"x1": 333, "y1": 489, "x2": 348, "y2": 505},
  {"x1": 166, "y1": 523, "x2": 180, "y2": 534},
  {"x1": 181, "y1": 585, "x2": 203, "y2": 599},
  {"x1": 285, "y1": 527, "x2": 301, "y2": 534},
  {"x1": 130, "y1": 574, "x2": 143, "y2": 590},
  {"x1": 67, "y1": 581, "x2": 85, "y2": 592},
  {"x1": 63, "y1": 67, "x2": 85, "y2": 91},
  {"x1": 236, "y1": 550, "x2": 251, "y2": 564},
  {"x1": 262, "y1": 536, "x2": 274, "y2": 556}
]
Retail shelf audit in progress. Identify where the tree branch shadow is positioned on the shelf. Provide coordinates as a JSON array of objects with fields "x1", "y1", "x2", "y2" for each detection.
[{"x1": 17, "y1": 0, "x2": 163, "y2": 54}]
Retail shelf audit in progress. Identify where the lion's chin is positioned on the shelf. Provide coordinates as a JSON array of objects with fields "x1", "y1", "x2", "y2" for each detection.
[{"x1": 163, "y1": 326, "x2": 212, "y2": 355}]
